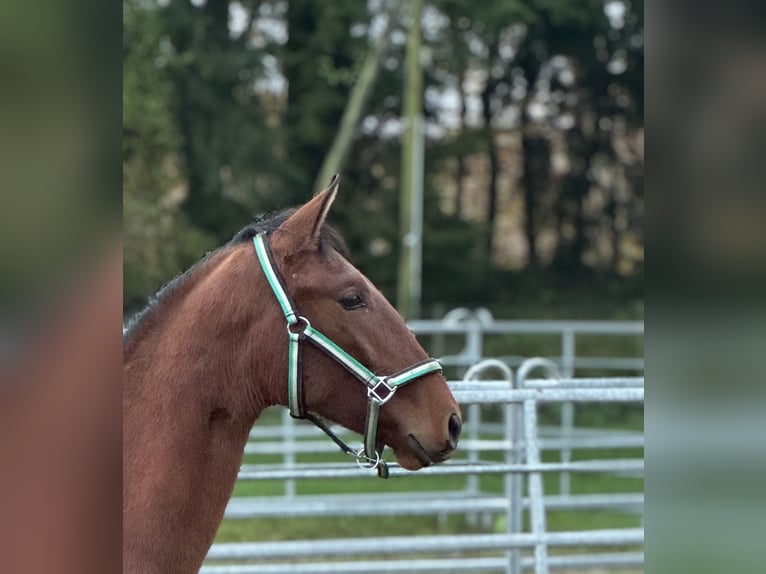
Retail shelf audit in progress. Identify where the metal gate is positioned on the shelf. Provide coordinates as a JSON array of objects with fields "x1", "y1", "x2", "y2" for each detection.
[{"x1": 201, "y1": 351, "x2": 644, "y2": 573}]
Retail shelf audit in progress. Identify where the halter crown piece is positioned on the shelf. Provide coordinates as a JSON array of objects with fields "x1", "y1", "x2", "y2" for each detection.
[{"x1": 253, "y1": 233, "x2": 443, "y2": 478}]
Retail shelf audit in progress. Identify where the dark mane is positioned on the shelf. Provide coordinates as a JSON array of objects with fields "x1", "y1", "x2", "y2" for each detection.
[
  {"x1": 228, "y1": 208, "x2": 349, "y2": 258},
  {"x1": 123, "y1": 208, "x2": 349, "y2": 341}
]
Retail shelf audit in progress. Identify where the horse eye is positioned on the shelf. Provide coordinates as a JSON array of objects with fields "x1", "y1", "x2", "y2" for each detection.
[{"x1": 339, "y1": 294, "x2": 365, "y2": 310}]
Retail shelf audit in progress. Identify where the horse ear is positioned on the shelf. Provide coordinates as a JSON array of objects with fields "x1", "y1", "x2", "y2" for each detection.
[{"x1": 274, "y1": 174, "x2": 340, "y2": 253}]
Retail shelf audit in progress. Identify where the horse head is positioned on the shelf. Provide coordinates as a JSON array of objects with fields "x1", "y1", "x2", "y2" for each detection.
[{"x1": 264, "y1": 177, "x2": 462, "y2": 470}]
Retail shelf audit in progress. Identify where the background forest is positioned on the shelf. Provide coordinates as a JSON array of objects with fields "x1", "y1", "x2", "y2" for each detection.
[{"x1": 123, "y1": 0, "x2": 643, "y2": 320}]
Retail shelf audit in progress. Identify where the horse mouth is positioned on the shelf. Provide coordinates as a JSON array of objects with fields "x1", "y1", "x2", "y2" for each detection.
[
  {"x1": 407, "y1": 435, "x2": 433, "y2": 467},
  {"x1": 406, "y1": 434, "x2": 455, "y2": 468}
]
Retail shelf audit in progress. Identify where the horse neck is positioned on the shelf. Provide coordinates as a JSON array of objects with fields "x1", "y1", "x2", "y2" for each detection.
[{"x1": 123, "y1": 244, "x2": 286, "y2": 573}]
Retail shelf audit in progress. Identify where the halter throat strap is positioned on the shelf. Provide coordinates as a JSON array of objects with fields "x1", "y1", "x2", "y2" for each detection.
[{"x1": 253, "y1": 233, "x2": 442, "y2": 477}]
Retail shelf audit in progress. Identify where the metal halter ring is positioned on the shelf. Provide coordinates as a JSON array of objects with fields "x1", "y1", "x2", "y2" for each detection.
[
  {"x1": 354, "y1": 448, "x2": 381, "y2": 470},
  {"x1": 287, "y1": 315, "x2": 311, "y2": 336}
]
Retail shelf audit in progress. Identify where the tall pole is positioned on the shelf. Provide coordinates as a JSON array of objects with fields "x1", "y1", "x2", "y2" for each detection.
[{"x1": 397, "y1": 0, "x2": 424, "y2": 320}]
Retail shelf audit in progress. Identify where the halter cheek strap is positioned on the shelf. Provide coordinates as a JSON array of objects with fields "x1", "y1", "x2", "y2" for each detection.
[{"x1": 253, "y1": 233, "x2": 442, "y2": 478}]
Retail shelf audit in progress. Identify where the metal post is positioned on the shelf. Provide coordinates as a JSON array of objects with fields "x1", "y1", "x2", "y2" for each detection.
[
  {"x1": 517, "y1": 358, "x2": 561, "y2": 574},
  {"x1": 465, "y1": 319, "x2": 483, "y2": 367},
  {"x1": 524, "y1": 399, "x2": 549, "y2": 574},
  {"x1": 443, "y1": 309, "x2": 483, "y2": 516},
  {"x1": 465, "y1": 401, "x2": 480, "y2": 528},
  {"x1": 506, "y1": 376, "x2": 523, "y2": 574},
  {"x1": 429, "y1": 303, "x2": 447, "y2": 360},
  {"x1": 282, "y1": 409, "x2": 296, "y2": 498},
  {"x1": 462, "y1": 360, "x2": 513, "y2": 533},
  {"x1": 441, "y1": 309, "x2": 483, "y2": 524},
  {"x1": 442, "y1": 308, "x2": 473, "y2": 376},
  {"x1": 560, "y1": 329, "x2": 575, "y2": 496},
  {"x1": 462, "y1": 316, "x2": 486, "y2": 526}
]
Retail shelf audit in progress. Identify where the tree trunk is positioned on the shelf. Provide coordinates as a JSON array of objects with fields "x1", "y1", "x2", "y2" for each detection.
[
  {"x1": 480, "y1": 73, "x2": 498, "y2": 257},
  {"x1": 169, "y1": 0, "x2": 240, "y2": 238},
  {"x1": 556, "y1": 124, "x2": 594, "y2": 272},
  {"x1": 454, "y1": 69, "x2": 468, "y2": 217},
  {"x1": 521, "y1": 134, "x2": 551, "y2": 268}
]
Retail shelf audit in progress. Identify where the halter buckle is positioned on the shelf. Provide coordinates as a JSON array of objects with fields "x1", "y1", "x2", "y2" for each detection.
[{"x1": 367, "y1": 378, "x2": 396, "y2": 405}]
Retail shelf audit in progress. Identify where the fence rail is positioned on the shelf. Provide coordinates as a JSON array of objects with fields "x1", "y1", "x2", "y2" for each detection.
[
  {"x1": 224, "y1": 492, "x2": 643, "y2": 519},
  {"x1": 408, "y1": 312, "x2": 643, "y2": 378},
  {"x1": 202, "y1": 553, "x2": 645, "y2": 574},
  {"x1": 207, "y1": 528, "x2": 644, "y2": 560}
]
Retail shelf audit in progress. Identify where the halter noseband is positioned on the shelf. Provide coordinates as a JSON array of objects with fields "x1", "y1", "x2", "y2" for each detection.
[{"x1": 253, "y1": 233, "x2": 442, "y2": 478}]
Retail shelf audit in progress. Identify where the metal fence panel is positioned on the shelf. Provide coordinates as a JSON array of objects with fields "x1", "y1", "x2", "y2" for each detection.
[{"x1": 204, "y1": 319, "x2": 644, "y2": 574}]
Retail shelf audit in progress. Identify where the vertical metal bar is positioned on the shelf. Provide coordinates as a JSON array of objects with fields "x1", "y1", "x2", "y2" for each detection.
[
  {"x1": 282, "y1": 409, "x2": 296, "y2": 499},
  {"x1": 504, "y1": 401, "x2": 513, "y2": 574},
  {"x1": 466, "y1": 319, "x2": 483, "y2": 367},
  {"x1": 462, "y1": 359, "x2": 511, "y2": 532},
  {"x1": 506, "y1": 385, "x2": 523, "y2": 574},
  {"x1": 561, "y1": 328, "x2": 575, "y2": 377},
  {"x1": 465, "y1": 402, "x2": 480, "y2": 528},
  {"x1": 516, "y1": 358, "x2": 559, "y2": 574},
  {"x1": 560, "y1": 330, "x2": 575, "y2": 496},
  {"x1": 559, "y1": 403, "x2": 574, "y2": 495},
  {"x1": 524, "y1": 398, "x2": 549, "y2": 574},
  {"x1": 464, "y1": 318, "x2": 484, "y2": 519},
  {"x1": 429, "y1": 303, "x2": 446, "y2": 360}
]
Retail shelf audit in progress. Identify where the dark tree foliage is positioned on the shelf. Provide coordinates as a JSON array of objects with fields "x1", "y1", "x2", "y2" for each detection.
[
  {"x1": 283, "y1": 0, "x2": 369, "y2": 191},
  {"x1": 161, "y1": 0, "x2": 294, "y2": 239},
  {"x1": 124, "y1": 0, "x2": 643, "y2": 316}
]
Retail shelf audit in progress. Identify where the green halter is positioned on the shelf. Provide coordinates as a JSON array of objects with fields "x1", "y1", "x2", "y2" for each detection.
[{"x1": 253, "y1": 233, "x2": 442, "y2": 478}]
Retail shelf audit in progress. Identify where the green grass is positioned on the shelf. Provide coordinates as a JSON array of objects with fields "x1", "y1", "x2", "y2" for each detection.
[{"x1": 216, "y1": 514, "x2": 473, "y2": 543}]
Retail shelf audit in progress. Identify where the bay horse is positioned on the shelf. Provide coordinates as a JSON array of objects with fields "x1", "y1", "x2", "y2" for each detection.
[{"x1": 123, "y1": 176, "x2": 462, "y2": 574}]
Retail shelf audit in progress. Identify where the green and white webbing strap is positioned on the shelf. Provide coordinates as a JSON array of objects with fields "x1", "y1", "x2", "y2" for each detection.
[
  {"x1": 302, "y1": 326, "x2": 380, "y2": 388},
  {"x1": 255, "y1": 233, "x2": 304, "y2": 416},
  {"x1": 364, "y1": 400, "x2": 382, "y2": 462},
  {"x1": 287, "y1": 331, "x2": 302, "y2": 417},
  {"x1": 385, "y1": 359, "x2": 443, "y2": 390},
  {"x1": 254, "y1": 234, "x2": 299, "y2": 325}
]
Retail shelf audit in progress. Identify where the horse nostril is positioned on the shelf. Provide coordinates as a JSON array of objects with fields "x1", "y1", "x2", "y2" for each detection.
[{"x1": 447, "y1": 413, "x2": 462, "y2": 449}]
